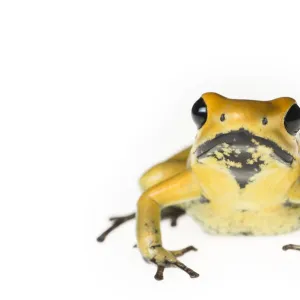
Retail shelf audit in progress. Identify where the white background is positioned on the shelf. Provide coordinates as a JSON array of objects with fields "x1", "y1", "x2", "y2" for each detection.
[{"x1": 2, "y1": 0, "x2": 300, "y2": 299}]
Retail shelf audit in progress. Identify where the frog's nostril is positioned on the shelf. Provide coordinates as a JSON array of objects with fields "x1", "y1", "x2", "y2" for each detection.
[
  {"x1": 220, "y1": 114, "x2": 226, "y2": 122},
  {"x1": 262, "y1": 117, "x2": 268, "y2": 125}
]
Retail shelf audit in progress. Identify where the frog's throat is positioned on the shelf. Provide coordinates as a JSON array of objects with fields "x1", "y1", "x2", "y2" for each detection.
[{"x1": 195, "y1": 128, "x2": 294, "y2": 165}]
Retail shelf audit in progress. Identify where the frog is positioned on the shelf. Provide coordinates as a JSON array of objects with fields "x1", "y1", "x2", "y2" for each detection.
[{"x1": 97, "y1": 92, "x2": 300, "y2": 281}]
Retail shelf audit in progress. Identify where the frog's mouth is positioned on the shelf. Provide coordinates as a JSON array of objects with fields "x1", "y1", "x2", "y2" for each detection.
[
  {"x1": 196, "y1": 128, "x2": 294, "y2": 164},
  {"x1": 195, "y1": 128, "x2": 294, "y2": 188}
]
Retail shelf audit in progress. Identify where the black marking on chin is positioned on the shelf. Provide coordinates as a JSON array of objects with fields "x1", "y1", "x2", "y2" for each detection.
[
  {"x1": 195, "y1": 128, "x2": 294, "y2": 164},
  {"x1": 195, "y1": 128, "x2": 294, "y2": 188},
  {"x1": 199, "y1": 196, "x2": 210, "y2": 204},
  {"x1": 283, "y1": 200, "x2": 300, "y2": 209},
  {"x1": 225, "y1": 151, "x2": 265, "y2": 188}
]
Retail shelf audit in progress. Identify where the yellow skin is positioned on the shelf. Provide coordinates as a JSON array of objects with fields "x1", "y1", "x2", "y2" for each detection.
[{"x1": 99, "y1": 92, "x2": 300, "y2": 280}]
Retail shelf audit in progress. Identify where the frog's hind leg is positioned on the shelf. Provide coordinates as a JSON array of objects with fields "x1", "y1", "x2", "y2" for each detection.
[{"x1": 97, "y1": 206, "x2": 186, "y2": 242}]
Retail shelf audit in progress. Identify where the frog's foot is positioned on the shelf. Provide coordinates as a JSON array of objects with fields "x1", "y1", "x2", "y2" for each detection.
[
  {"x1": 97, "y1": 213, "x2": 135, "y2": 242},
  {"x1": 161, "y1": 206, "x2": 185, "y2": 227},
  {"x1": 97, "y1": 206, "x2": 185, "y2": 242},
  {"x1": 150, "y1": 246, "x2": 199, "y2": 281},
  {"x1": 282, "y1": 244, "x2": 300, "y2": 251}
]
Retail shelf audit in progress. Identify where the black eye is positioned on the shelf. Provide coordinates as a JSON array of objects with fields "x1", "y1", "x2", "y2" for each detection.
[
  {"x1": 284, "y1": 104, "x2": 300, "y2": 135},
  {"x1": 191, "y1": 97, "x2": 207, "y2": 128}
]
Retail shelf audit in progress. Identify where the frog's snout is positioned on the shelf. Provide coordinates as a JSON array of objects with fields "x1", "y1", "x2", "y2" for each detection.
[{"x1": 195, "y1": 128, "x2": 294, "y2": 165}]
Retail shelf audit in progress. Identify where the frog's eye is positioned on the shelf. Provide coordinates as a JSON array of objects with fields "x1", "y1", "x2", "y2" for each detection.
[
  {"x1": 192, "y1": 97, "x2": 207, "y2": 128},
  {"x1": 284, "y1": 103, "x2": 300, "y2": 135}
]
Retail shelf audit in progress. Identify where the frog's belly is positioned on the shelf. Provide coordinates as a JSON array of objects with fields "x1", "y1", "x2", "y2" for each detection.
[
  {"x1": 182, "y1": 201, "x2": 300, "y2": 235},
  {"x1": 187, "y1": 156, "x2": 300, "y2": 235}
]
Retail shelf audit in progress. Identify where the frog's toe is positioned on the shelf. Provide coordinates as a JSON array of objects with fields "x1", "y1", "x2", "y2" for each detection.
[
  {"x1": 97, "y1": 212, "x2": 135, "y2": 242},
  {"x1": 148, "y1": 246, "x2": 199, "y2": 281},
  {"x1": 152, "y1": 259, "x2": 199, "y2": 281},
  {"x1": 153, "y1": 261, "x2": 199, "y2": 281},
  {"x1": 154, "y1": 266, "x2": 165, "y2": 280},
  {"x1": 282, "y1": 244, "x2": 300, "y2": 251},
  {"x1": 173, "y1": 261, "x2": 200, "y2": 278},
  {"x1": 171, "y1": 245, "x2": 198, "y2": 257}
]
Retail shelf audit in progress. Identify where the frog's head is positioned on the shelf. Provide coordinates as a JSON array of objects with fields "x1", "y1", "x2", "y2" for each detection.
[{"x1": 190, "y1": 92, "x2": 300, "y2": 188}]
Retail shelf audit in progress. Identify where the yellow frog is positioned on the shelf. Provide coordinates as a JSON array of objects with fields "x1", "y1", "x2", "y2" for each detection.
[{"x1": 98, "y1": 92, "x2": 300, "y2": 280}]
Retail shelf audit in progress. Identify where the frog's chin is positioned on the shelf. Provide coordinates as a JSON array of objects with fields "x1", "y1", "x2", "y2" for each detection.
[{"x1": 195, "y1": 128, "x2": 294, "y2": 166}]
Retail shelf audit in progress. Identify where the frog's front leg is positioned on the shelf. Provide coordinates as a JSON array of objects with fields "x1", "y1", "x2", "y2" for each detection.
[
  {"x1": 137, "y1": 170, "x2": 202, "y2": 280},
  {"x1": 283, "y1": 178, "x2": 300, "y2": 251},
  {"x1": 97, "y1": 206, "x2": 185, "y2": 242}
]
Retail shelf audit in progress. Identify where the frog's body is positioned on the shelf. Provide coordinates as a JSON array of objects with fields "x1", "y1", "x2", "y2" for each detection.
[
  {"x1": 185, "y1": 123, "x2": 300, "y2": 236},
  {"x1": 140, "y1": 143, "x2": 300, "y2": 236},
  {"x1": 98, "y1": 92, "x2": 300, "y2": 280}
]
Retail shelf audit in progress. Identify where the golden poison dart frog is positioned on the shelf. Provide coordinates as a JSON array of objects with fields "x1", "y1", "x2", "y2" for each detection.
[{"x1": 97, "y1": 92, "x2": 300, "y2": 280}]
